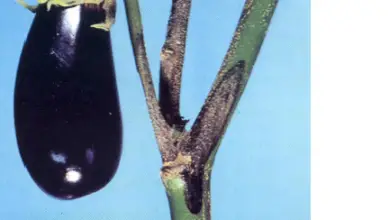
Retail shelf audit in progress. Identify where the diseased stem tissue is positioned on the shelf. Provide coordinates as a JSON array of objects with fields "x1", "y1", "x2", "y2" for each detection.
[{"x1": 123, "y1": 0, "x2": 278, "y2": 219}]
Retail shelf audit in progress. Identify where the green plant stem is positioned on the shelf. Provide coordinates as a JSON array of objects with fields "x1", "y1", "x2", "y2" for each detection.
[
  {"x1": 204, "y1": 0, "x2": 279, "y2": 174},
  {"x1": 122, "y1": 0, "x2": 278, "y2": 219},
  {"x1": 163, "y1": 168, "x2": 212, "y2": 220}
]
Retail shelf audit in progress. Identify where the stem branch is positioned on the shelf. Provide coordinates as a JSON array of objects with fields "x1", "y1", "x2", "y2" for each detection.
[
  {"x1": 159, "y1": 0, "x2": 192, "y2": 130},
  {"x1": 123, "y1": 0, "x2": 175, "y2": 161}
]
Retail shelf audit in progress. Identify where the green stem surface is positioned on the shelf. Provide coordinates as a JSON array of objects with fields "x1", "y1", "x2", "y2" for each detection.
[
  {"x1": 206, "y1": 0, "x2": 279, "y2": 180},
  {"x1": 163, "y1": 172, "x2": 211, "y2": 220}
]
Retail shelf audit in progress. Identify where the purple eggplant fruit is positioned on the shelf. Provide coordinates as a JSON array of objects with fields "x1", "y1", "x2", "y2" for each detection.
[{"x1": 14, "y1": 4, "x2": 122, "y2": 199}]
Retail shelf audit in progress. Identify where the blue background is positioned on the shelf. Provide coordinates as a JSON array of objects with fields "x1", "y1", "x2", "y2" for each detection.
[{"x1": 0, "y1": 0, "x2": 310, "y2": 219}]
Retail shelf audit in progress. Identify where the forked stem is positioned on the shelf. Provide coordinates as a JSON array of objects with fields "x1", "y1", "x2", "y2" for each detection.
[{"x1": 123, "y1": 0, "x2": 278, "y2": 219}]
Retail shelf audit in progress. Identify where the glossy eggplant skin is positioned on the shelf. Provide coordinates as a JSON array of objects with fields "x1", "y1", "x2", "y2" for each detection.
[{"x1": 14, "y1": 5, "x2": 122, "y2": 199}]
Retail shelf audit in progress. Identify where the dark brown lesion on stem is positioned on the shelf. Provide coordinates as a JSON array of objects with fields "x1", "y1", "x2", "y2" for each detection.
[
  {"x1": 159, "y1": 0, "x2": 192, "y2": 131},
  {"x1": 182, "y1": 61, "x2": 245, "y2": 213},
  {"x1": 182, "y1": 166, "x2": 204, "y2": 213}
]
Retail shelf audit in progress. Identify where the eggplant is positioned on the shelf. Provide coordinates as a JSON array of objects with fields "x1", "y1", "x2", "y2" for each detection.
[{"x1": 14, "y1": 4, "x2": 122, "y2": 199}]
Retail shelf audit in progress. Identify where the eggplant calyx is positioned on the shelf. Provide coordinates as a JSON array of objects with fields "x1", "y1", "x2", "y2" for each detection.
[{"x1": 16, "y1": 0, "x2": 116, "y2": 32}]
